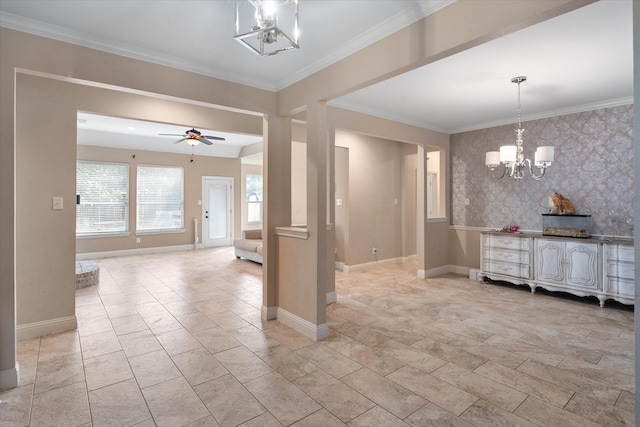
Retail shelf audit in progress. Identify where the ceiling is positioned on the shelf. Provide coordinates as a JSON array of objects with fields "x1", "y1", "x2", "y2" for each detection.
[
  {"x1": 0, "y1": 0, "x2": 633, "y2": 159},
  {"x1": 76, "y1": 112, "x2": 264, "y2": 161}
]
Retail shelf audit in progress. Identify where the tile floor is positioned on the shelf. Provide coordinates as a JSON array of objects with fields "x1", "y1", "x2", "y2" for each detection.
[{"x1": 0, "y1": 247, "x2": 635, "y2": 426}]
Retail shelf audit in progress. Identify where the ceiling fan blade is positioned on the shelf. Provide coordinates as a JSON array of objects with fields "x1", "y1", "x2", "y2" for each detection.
[
  {"x1": 173, "y1": 138, "x2": 187, "y2": 144},
  {"x1": 200, "y1": 139, "x2": 213, "y2": 145},
  {"x1": 201, "y1": 135, "x2": 226, "y2": 141},
  {"x1": 159, "y1": 133, "x2": 186, "y2": 137}
]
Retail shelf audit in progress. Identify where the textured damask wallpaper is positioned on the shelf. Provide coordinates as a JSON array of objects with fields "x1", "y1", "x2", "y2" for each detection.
[{"x1": 450, "y1": 105, "x2": 634, "y2": 237}]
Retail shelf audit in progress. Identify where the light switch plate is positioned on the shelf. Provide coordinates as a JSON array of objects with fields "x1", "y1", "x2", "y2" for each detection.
[{"x1": 52, "y1": 197, "x2": 63, "y2": 210}]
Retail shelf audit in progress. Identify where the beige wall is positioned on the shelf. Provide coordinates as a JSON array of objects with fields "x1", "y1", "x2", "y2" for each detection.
[
  {"x1": 277, "y1": 235, "x2": 319, "y2": 324},
  {"x1": 449, "y1": 228, "x2": 482, "y2": 271},
  {"x1": 327, "y1": 108, "x2": 451, "y2": 273},
  {"x1": 77, "y1": 145, "x2": 242, "y2": 254},
  {"x1": 291, "y1": 141, "x2": 307, "y2": 225},
  {"x1": 402, "y1": 147, "x2": 418, "y2": 258},
  {"x1": 16, "y1": 74, "x2": 78, "y2": 328},
  {"x1": 293, "y1": 111, "x2": 448, "y2": 270},
  {"x1": 336, "y1": 130, "x2": 405, "y2": 266},
  {"x1": 294, "y1": 131, "x2": 420, "y2": 266},
  {"x1": 335, "y1": 147, "x2": 349, "y2": 262}
]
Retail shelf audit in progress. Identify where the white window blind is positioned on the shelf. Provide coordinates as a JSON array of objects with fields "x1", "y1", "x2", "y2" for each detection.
[
  {"x1": 76, "y1": 161, "x2": 128, "y2": 234},
  {"x1": 246, "y1": 174, "x2": 263, "y2": 223},
  {"x1": 137, "y1": 165, "x2": 184, "y2": 231}
]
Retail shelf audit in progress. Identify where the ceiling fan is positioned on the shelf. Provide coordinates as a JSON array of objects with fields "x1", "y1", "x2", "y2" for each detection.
[{"x1": 159, "y1": 128, "x2": 226, "y2": 146}]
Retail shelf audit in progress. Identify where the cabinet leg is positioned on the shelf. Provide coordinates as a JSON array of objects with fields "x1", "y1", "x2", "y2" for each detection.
[
  {"x1": 598, "y1": 297, "x2": 606, "y2": 308},
  {"x1": 529, "y1": 284, "x2": 536, "y2": 294}
]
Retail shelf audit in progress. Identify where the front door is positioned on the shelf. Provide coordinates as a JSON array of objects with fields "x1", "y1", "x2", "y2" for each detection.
[{"x1": 202, "y1": 177, "x2": 233, "y2": 247}]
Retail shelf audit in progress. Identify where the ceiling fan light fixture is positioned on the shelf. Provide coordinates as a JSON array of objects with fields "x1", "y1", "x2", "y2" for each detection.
[
  {"x1": 159, "y1": 127, "x2": 225, "y2": 146},
  {"x1": 234, "y1": 0, "x2": 299, "y2": 56}
]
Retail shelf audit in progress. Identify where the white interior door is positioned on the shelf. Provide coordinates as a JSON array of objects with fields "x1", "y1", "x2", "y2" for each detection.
[{"x1": 203, "y1": 177, "x2": 233, "y2": 247}]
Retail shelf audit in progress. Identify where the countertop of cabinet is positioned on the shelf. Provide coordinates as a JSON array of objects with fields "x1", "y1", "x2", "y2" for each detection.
[{"x1": 481, "y1": 230, "x2": 634, "y2": 245}]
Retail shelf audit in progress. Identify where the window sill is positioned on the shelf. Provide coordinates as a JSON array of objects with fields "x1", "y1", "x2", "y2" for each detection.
[
  {"x1": 136, "y1": 229, "x2": 185, "y2": 236},
  {"x1": 76, "y1": 232, "x2": 130, "y2": 239}
]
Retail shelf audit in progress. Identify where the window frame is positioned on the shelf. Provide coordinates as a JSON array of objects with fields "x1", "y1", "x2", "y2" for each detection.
[
  {"x1": 76, "y1": 160, "x2": 129, "y2": 237},
  {"x1": 246, "y1": 173, "x2": 263, "y2": 224}
]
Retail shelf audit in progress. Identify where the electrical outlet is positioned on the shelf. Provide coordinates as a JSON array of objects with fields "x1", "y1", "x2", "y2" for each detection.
[
  {"x1": 136, "y1": 237, "x2": 141, "y2": 244},
  {"x1": 372, "y1": 247, "x2": 378, "y2": 255},
  {"x1": 52, "y1": 197, "x2": 63, "y2": 210}
]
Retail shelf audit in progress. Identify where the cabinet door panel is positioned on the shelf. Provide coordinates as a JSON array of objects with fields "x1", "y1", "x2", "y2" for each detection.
[
  {"x1": 536, "y1": 241, "x2": 564, "y2": 282},
  {"x1": 566, "y1": 243, "x2": 598, "y2": 288}
]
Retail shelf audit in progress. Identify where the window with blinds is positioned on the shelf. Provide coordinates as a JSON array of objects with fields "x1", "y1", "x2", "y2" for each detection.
[
  {"x1": 76, "y1": 161, "x2": 129, "y2": 235},
  {"x1": 137, "y1": 165, "x2": 184, "y2": 232},
  {"x1": 246, "y1": 173, "x2": 263, "y2": 223}
]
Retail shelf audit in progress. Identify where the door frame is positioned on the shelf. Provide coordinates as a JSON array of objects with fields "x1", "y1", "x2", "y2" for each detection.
[{"x1": 201, "y1": 176, "x2": 234, "y2": 248}]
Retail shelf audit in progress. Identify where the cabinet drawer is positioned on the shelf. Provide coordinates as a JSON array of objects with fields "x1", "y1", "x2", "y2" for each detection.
[
  {"x1": 487, "y1": 235, "x2": 530, "y2": 251},
  {"x1": 484, "y1": 248, "x2": 529, "y2": 264},
  {"x1": 483, "y1": 260, "x2": 529, "y2": 278},
  {"x1": 605, "y1": 277, "x2": 635, "y2": 297},
  {"x1": 607, "y1": 261, "x2": 635, "y2": 280},
  {"x1": 607, "y1": 244, "x2": 634, "y2": 263}
]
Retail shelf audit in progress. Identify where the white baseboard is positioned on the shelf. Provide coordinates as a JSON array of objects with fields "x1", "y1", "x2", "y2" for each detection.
[
  {"x1": 261, "y1": 306, "x2": 277, "y2": 321},
  {"x1": 423, "y1": 265, "x2": 451, "y2": 277},
  {"x1": 342, "y1": 256, "x2": 404, "y2": 274},
  {"x1": 76, "y1": 244, "x2": 195, "y2": 260},
  {"x1": 418, "y1": 265, "x2": 472, "y2": 279},
  {"x1": 0, "y1": 366, "x2": 18, "y2": 391},
  {"x1": 449, "y1": 265, "x2": 470, "y2": 276},
  {"x1": 337, "y1": 255, "x2": 415, "y2": 274},
  {"x1": 402, "y1": 254, "x2": 417, "y2": 263},
  {"x1": 277, "y1": 308, "x2": 329, "y2": 341},
  {"x1": 17, "y1": 315, "x2": 77, "y2": 341},
  {"x1": 326, "y1": 291, "x2": 337, "y2": 304}
]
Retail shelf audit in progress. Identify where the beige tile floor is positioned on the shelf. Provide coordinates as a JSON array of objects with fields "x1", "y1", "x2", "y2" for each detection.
[{"x1": 1, "y1": 247, "x2": 635, "y2": 426}]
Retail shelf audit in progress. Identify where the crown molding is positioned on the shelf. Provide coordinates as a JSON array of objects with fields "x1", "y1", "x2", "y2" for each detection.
[
  {"x1": 331, "y1": 96, "x2": 634, "y2": 135},
  {"x1": 328, "y1": 99, "x2": 450, "y2": 134},
  {"x1": 0, "y1": 12, "x2": 278, "y2": 91},
  {"x1": 2, "y1": 1, "x2": 454, "y2": 93},
  {"x1": 451, "y1": 97, "x2": 635, "y2": 134},
  {"x1": 275, "y1": 0, "x2": 454, "y2": 90}
]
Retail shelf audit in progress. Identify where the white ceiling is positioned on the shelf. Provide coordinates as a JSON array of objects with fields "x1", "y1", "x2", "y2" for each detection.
[
  {"x1": 77, "y1": 112, "x2": 263, "y2": 160},
  {"x1": 333, "y1": 0, "x2": 633, "y2": 133},
  {"x1": 0, "y1": 0, "x2": 633, "y2": 157}
]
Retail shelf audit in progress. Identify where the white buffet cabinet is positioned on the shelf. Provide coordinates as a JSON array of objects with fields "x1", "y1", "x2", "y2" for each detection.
[{"x1": 481, "y1": 232, "x2": 634, "y2": 307}]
